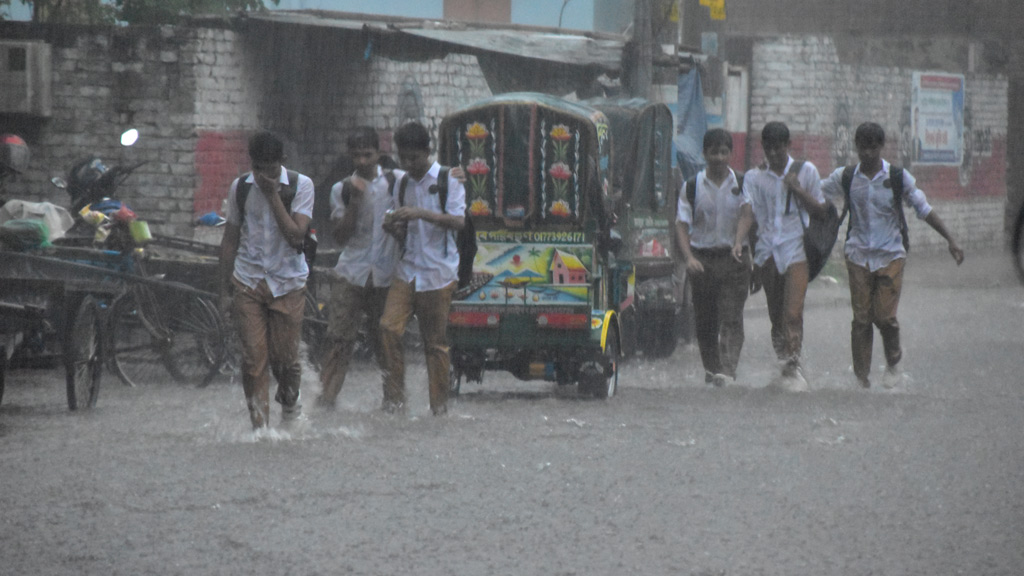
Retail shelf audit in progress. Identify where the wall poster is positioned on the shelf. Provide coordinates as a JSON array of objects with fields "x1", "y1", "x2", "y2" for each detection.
[{"x1": 911, "y1": 72, "x2": 965, "y2": 166}]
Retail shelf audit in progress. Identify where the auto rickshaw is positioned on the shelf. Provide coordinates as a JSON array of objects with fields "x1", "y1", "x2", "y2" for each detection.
[
  {"x1": 438, "y1": 93, "x2": 630, "y2": 398},
  {"x1": 584, "y1": 98, "x2": 688, "y2": 358}
]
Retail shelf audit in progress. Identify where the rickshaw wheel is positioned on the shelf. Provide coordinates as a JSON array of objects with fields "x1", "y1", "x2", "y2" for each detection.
[
  {"x1": 579, "y1": 326, "x2": 619, "y2": 399},
  {"x1": 66, "y1": 295, "x2": 102, "y2": 410}
]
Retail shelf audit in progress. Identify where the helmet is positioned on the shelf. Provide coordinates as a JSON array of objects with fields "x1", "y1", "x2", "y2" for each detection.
[
  {"x1": 67, "y1": 157, "x2": 110, "y2": 211},
  {"x1": 0, "y1": 134, "x2": 30, "y2": 175},
  {"x1": 69, "y1": 157, "x2": 109, "y2": 189}
]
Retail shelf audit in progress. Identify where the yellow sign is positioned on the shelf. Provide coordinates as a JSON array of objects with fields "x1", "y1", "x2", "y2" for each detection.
[
  {"x1": 699, "y1": 0, "x2": 711, "y2": 5},
  {"x1": 710, "y1": 0, "x2": 726, "y2": 20},
  {"x1": 669, "y1": 0, "x2": 680, "y2": 21}
]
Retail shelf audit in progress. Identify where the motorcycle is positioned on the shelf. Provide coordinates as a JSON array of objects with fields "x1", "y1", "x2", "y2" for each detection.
[{"x1": 49, "y1": 129, "x2": 149, "y2": 251}]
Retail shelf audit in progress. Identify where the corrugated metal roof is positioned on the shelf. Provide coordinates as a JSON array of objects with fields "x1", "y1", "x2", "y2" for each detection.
[{"x1": 244, "y1": 10, "x2": 626, "y2": 71}]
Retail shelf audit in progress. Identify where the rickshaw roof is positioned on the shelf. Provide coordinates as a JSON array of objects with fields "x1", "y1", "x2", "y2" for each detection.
[
  {"x1": 582, "y1": 97, "x2": 673, "y2": 125},
  {"x1": 443, "y1": 92, "x2": 606, "y2": 126}
]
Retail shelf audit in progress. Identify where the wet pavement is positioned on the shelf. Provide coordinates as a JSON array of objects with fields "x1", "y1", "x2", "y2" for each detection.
[{"x1": 1, "y1": 247, "x2": 1022, "y2": 575}]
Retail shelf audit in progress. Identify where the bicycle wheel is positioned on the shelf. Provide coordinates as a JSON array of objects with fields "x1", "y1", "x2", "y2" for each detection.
[
  {"x1": 66, "y1": 295, "x2": 102, "y2": 410},
  {"x1": 162, "y1": 293, "x2": 225, "y2": 385},
  {"x1": 109, "y1": 287, "x2": 172, "y2": 388}
]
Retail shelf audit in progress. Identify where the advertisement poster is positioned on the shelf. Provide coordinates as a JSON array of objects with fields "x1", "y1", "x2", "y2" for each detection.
[{"x1": 911, "y1": 72, "x2": 965, "y2": 165}]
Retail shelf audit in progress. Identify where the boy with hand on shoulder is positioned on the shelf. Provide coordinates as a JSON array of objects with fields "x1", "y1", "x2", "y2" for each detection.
[{"x1": 735, "y1": 122, "x2": 827, "y2": 391}]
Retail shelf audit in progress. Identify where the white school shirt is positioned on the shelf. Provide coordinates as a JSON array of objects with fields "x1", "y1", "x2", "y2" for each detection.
[
  {"x1": 675, "y1": 168, "x2": 751, "y2": 249},
  {"x1": 743, "y1": 156, "x2": 825, "y2": 273},
  {"x1": 329, "y1": 165, "x2": 400, "y2": 287},
  {"x1": 393, "y1": 162, "x2": 467, "y2": 292},
  {"x1": 225, "y1": 167, "x2": 314, "y2": 297},
  {"x1": 821, "y1": 159, "x2": 932, "y2": 272}
]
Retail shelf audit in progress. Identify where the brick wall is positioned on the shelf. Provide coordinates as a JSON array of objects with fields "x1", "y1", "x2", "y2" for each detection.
[
  {"x1": 1, "y1": 24, "x2": 205, "y2": 236},
  {"x1": 0, "y1": 20, "x2": 492, "y2": 239},
  {"x1": 747, "y1": 35, "x2": 1008, "y2": 252}
]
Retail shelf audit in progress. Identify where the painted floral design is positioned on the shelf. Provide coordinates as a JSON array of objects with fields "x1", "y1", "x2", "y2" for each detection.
[
  {"x1": 548, "y1": 161, "x2": 573, "y2": 218},
  {"x1": 550, "y1": 124, "x2": 572, "y2": 162},
  {"x1": 466, "y1": 157, "x2": 489, "y2": 176},
  {"x1": 466, "y1": 121, "x2": 489, "y2": 158},
  {"x1": 469, "y1": 198, "x2": 492, "y2": 216},
  {"x1": 466, "y1": 157, "x2": 490, "y2": 205},
  {"x1": 550, "y1": 199, "x2": 572, "y2": 218}
]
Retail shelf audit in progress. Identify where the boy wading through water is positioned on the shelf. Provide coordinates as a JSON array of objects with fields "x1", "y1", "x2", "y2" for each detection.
[
  {"x1": 378, "y1": 122, "x2": 467, "y2": 416},
  {"x1": 220, "y1": 131, "x2": 314, "y2": 430},
  {"x1": 675, "y1": 128, "x2": 755, "y2": 387},
  {"x1": 736, "y1": 122, "x2": 827, "y2": 391},
  {"x1": 821, "y1": 122, "x2": 964, "y2": 389}
]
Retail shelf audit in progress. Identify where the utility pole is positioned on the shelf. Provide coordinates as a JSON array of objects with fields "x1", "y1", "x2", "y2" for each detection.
[{"x1": 628, "y1": 0, "x2": 653, "y2": 99}]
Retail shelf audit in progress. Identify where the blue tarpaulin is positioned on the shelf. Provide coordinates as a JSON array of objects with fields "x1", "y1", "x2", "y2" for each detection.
[{"x1": 673, "y1": 67, "x2": 707, "y2": 182}]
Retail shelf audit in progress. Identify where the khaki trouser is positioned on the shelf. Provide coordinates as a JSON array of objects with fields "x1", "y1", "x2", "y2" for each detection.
[
  {"x1": 232, "y1": 277, "x2": 305, "y2": 429},
  {"x1": 847, "y1": 257, "x2": 905, "y2": 380},
  {"x1": 378, "y1": 279, "x2": 456, "y2": 415},
  {"x1": 690, "y1": 247, "x2": 751, "y2": 378},
  {"x1": 318, "y1": 277, "x2": 389, "y2": 406},
  {"x1": 760, "y1": 258, "x2": 809, "y2": 364}
]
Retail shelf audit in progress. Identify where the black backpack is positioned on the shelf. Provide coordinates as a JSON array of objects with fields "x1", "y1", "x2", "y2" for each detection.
[
  {"x1": 235, "y1": 170, "x2": 318, "y2": 266},
  {"x1": 839, "y1": 164, "x2": 909, "y2": 252},
  {"x1": 783, "y1": 161, "x2": 842, "y2": 281},
  {"x1": 397, "y1": 167, "x2": 477, "y2": 288}
]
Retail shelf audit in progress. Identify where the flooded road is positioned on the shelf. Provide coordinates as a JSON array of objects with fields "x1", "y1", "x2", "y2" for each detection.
[{"x1": 2, "y1": 248, "x2": 1022, "y2": 575}]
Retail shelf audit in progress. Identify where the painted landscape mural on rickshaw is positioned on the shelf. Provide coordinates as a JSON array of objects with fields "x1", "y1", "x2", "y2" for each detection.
[{"x1": 453, "y1": 231, "x2": 593, "y2": 306}]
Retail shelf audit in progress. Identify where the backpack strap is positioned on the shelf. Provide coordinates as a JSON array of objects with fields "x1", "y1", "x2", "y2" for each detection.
[
  {"x1": 783, "y1": 160, "x2": 806, "y2": 215},
  {"x1": 340, "y1": 177, "x2": 353, "y2": 207},
  {"x1": 684, "y1": 177, "x2": 696, "y2": 210},
  {"x1": 889, "y1": 165, "x2": 910, "y2": 251},
  {"x1": 384, "y1": 170, "x2": 396, "y2": 197},
  {"x1": 235, "y1": 173, "x2": 252, "y2": 225},
  {"x1": 397, "y1": 173, "x2": 410, "y2": 207},
  {"x1": 840, "y1": 165, "x2": 855, "y2": 241},
  {"x1": 436, "y1": 166, "x2": 452, "y2": 256},
  {"x1": 436, "y1": 166, "x2": 450, "y2": 214},
  {"x1": 282, "y1": 169, "x2": 299, "y2": 213}
]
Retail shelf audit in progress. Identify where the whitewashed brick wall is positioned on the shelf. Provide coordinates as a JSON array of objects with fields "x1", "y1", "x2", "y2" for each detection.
[{"x1": 749, "y1": 35, "x2": 1009, "y2": 253}]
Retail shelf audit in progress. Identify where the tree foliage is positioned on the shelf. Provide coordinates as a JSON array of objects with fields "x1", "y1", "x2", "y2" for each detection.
[
  {"x1": 31, "y1": 0, "x2": 118, "y2": 24},
  {"x1": 20, "y1": 0, "x2": 278, "y2": 25},
  {"x1": 117, "y1": 0, "x2": 279, "y2": 25}
]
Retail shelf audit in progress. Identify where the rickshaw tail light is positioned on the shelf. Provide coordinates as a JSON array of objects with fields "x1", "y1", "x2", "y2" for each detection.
[
  {"x1": 536, "y1": 313, "x2": 589, "y2": 330},
  {"x1": 449, "y1": 311, "x2": 500, "y2": 327}
]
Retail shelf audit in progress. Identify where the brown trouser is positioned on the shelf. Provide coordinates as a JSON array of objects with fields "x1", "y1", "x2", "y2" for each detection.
[
  {"x1": 319, "y1": 277, "x2": 389, "y2": 406},
  {"x1": 690, "y1": 247, "x2": 751, "y2": 378},
  {"x1": 846, "y1": 257, "x2": 904, "y2": 380},
  {"x1": 760, "y1": 258, "x2": 809, "y2": 363},
  {"x1": 232, "y1": 277, "x2": 305, "y2": 429},
  {"x1": 379, "y1": 279, "x2": 456, "y2": 414}
]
